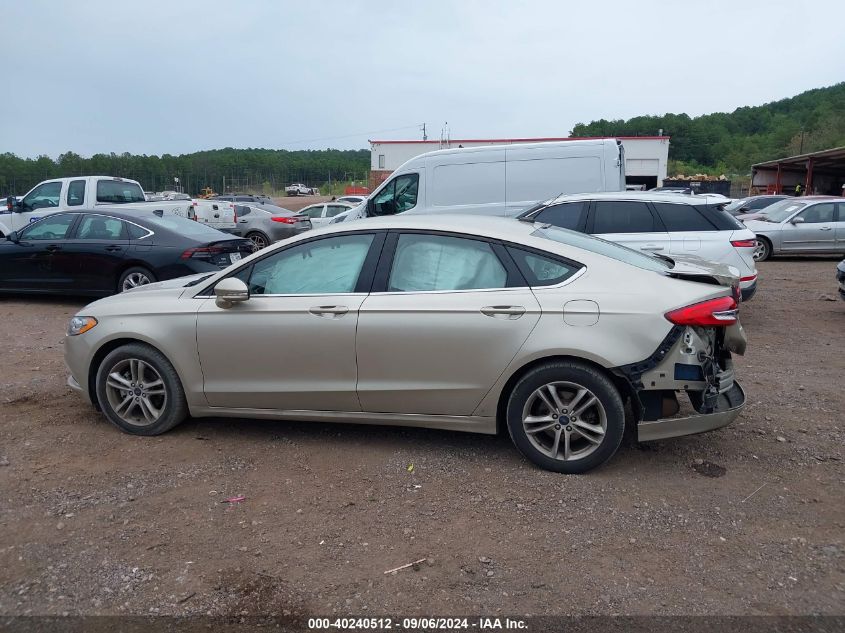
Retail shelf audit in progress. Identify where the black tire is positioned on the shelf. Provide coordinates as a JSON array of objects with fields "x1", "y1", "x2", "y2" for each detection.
[
  {"x1": 506, "y1": 361, "x2": 625, "y2": 474},
  {"x1": 754, "y1": 237, "x2": 772, "y2": 262},
  {"x1": 118, "y1": 267, "x2": 156, "y2": 293},
  {"x1": 95, "y1": 343, "x2": 188, "y2": 436},
  {"x1": 246, "y1": 231, "x2": 270, "y2": 250}
]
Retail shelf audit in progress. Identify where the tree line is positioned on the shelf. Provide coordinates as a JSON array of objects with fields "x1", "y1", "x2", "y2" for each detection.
[
  {"x1": 0, "y1": 148, "x2": 371, "y2": 197},
  {"x1": 571, "y1": 82, "x2": 845, "y2": 176}
]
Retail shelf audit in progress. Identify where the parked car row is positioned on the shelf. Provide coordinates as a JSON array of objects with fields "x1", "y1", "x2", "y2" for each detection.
[{"x1": 0, "y1": 210, "x2": 253, "y2": 295}]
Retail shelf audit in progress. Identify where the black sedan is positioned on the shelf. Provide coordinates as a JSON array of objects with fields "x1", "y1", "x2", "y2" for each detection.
[{"x1": 0, "y1": 209, "x2": 254, "y2": 296}]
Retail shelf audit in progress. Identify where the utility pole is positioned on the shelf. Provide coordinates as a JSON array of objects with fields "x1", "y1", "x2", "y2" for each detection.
[{"x1": 420, "y1": 123, "x2": 427, "y2": 141}]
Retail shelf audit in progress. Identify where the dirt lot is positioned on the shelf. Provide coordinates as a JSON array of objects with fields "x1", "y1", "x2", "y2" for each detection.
[
  {"x1": 272, "y1": 195, "x2": 336, "y2": 212},
  {"x1": 0, "y1": 259, "x2": 842, "y2": 619}
]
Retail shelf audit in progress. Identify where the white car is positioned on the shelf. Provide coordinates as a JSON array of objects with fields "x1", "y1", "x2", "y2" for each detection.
[
  {"x1": 519, "y1": 192, "x2": 759, "y2": 300},
  {"x1": 335, "y1": 195, "x2": 368, "y2": 205},
  {"x1": 298, "y1": 201, "x2": 355, "y2": 228}
]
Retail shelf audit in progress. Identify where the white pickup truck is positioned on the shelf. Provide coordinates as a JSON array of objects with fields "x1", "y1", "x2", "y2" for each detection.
[
  {"x1": 1, "y1": 176, "x2": 236, "y2": 236},
  {"x1": 284, "y1": 183, "x2": 316, "y2": 196}
]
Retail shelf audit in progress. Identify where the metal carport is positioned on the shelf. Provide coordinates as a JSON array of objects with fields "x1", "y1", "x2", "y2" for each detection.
[{"x1": 751, "y1": 147, "x2": 845, "y2": 196}]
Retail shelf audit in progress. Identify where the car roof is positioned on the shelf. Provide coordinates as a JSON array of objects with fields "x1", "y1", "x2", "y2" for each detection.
[
  {"x1": 547, "y1": 191, "x2": 720, "y2": 206},
  {"x1": 309, "y1": 213, "x2": 539, "y2": 242}
]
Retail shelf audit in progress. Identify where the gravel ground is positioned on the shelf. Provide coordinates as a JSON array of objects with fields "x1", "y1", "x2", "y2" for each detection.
[{"x1": 0, "y1": 258, "x2": 842, "y2": 618}]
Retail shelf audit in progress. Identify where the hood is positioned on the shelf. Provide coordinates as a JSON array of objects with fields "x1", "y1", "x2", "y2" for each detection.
[
  {"x1": 743, "y1": 219, "x2": 775, "y2": 231},
  {"x1": 121, "y1": 272, "x2": 213, "y2": 293},
  {"x1": 659, "y1": 253, "x2": 740, "y2": 289}
]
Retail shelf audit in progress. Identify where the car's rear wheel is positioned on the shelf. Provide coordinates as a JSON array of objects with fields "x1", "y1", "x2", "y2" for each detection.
[
  {"x1": 246, "y1": 231, "x2": 270, "y2": 250},
  {"x1": 753, "y1": 237, "x2": 772, "y2": 262},
  {"x1": 506, "y1": 361, "x2": 625, "y2": 473},
  {"x1": 95, "y1": 343, "x2": 188, "y2": 435},
  {"x1": 119, "y1": 267, "x2": 156, "y2": 292}
]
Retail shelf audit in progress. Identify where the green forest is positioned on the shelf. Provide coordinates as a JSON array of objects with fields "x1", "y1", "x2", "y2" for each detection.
[
  {"x1": 0, "y1": 148, "x2": 371, "y2": 198},
  {"x1": 2, "y1": 83, "x2": 843, "y2": 196},
  {"x1": 571, "y1": 82, "x2": 845, "y2": 177}
]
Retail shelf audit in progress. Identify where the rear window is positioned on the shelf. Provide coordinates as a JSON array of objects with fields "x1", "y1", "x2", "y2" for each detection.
[
  {"x1": 532, "y1": 225, "x2": 669, "y2": 273},
  {"x1": 652, "y1": 202, "x2": 716, "y2": 231},
  {"x1": 507, "y1": 247, "x2": 581, "y2": 286},
  {"x1": 140, "y1": 214, "x2": 229, "y2": 239},
  {"x1": 96, "y1": 180, "x2": 145, "y2": 203}
]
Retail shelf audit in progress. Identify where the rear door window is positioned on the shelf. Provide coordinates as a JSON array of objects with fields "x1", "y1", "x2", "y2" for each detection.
[
  {"x1": 652, "y1": 202, "x2": 716, "y2": 231},
  {"x1": 533, "y1": 201, "x2": 588, "y2": 231},
  {"x1": 66, "y1": 180, "x2": 86, "y2": 206},
  {"x1": 96, "y1": 180, "x2": 145, "y2": 203},
  {"x1": 591, "y1": 201, "x2": 657, "y2": 234},
  {"x1": 76, "y1": 215, "x2": 127, "y2": 240},
  {"x1": 388, "y1": 234, "x2": 507, "y2": 291}
]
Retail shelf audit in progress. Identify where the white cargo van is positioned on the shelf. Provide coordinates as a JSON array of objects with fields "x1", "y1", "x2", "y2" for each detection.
[{"x1": 350, "y1": 138, "x2": 625, "y2": 222}]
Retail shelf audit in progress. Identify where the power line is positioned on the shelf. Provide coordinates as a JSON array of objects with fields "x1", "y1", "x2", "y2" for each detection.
[{"x1": 276, "y1": 124, "x2": 423, "y2": 148}]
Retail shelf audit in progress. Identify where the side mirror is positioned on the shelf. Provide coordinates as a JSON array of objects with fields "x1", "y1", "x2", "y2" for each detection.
[
  {"x1": 6, "y1": 231, "x2": 19, "y2": 243},
  {"x1": 366, "y1": 198, "x2": 375, "y2": 217},
  {"x1": 6, "y1": 196, "x2": 19, "y2": 212},
  {"x1": 790, "y1": 216, "x2": 805, "y2": 225},
  {"x1": 214, "y1": 277, "x2": 249, "y2": 309},
  {"x1": 739, "y1": 206, "x2": 750, "y2": 213}
]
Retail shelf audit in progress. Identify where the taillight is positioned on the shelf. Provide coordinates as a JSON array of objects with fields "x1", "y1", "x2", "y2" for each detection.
[
  {"x1": 181, "y1": 246, "x2": 224, "y2": 259},
  {"x1": 731, "y1": 239, "x2": 756, "y2": 248},
  {"x1": 271, "y1": 216, "x2": 296, "y2": 224},
  {"x1": 740, "y1": 274, "x2": 757, "y2": 282},
  {"x1": 665, "y1": 296, "x2": 738, "y2": 327}
]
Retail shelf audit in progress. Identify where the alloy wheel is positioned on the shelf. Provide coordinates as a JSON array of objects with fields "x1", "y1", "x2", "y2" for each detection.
[
  {"x1": 103, "y1": 358, "x2": 168, "y2": 427},
  {"x1": 249, "y1": 233, "x2": 268, "y2": 250},
  {"x1": 122, "y1": 272, "x2": 151, "y2": 291},
  {"x1": 521, "y1": 381, "x2": 607, "y2": 461}
]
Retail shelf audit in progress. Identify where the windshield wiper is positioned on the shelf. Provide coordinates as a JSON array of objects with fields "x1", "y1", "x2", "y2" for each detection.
[{"x1": 184, "y1": 274, "x2": 214, "y2": 287}]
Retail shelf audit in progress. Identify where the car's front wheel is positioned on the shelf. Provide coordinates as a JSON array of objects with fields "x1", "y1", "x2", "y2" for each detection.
[
  {"x1": 95, "y1": 343, "x2": 188, "y2": 435},
  {"x1": 506, "y1": 361, "x2": 625, "y2": 473}
]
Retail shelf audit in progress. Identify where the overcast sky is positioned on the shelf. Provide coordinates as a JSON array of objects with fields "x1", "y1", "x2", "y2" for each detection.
[{"x1": 2, "y1": 0, "x2": 843, "y2": 158}]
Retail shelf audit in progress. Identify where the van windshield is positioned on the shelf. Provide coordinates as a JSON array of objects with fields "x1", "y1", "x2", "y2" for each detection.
[{"x1": 532, "y1": 225, "x2": 670, "y2": 273}]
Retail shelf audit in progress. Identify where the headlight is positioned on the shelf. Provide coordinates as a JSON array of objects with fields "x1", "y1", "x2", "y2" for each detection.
[{"x1": 67, "y1": 316, "x2": 98, "y2": 336}]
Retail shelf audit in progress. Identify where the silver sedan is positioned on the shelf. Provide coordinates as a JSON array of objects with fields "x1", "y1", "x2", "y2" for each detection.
[
  {"x1": 233, "y1": 204, "x2": 312, "y2": 249},
  {"x1": 65, "y1": 215, "x2": 747, "y2": 473}
]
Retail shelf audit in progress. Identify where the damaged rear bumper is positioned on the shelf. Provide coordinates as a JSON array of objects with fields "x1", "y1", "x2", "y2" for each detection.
[{"x1": 637, "y1": 381, "x2": 746, "y2": 442}]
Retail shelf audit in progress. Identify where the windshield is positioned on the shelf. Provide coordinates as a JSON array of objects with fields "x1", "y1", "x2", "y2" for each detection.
[
  {"x1": 531, "y1": 225, "x2": 670, "y2": 273},
  {"x1": 761, "y1": 199, "x2": 807, "y2": 222},
  {"x1": 96, "y1": 180, "x2": 145, "y2": 203},
  {"x1": 142, "y1": 214, "x2": 232, "y2": 239},
  {"x1": 724, "y1": 198, "x2": 746, "y2": 212}
]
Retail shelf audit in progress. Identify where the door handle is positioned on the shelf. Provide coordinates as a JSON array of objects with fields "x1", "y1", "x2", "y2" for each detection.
[
  {"x1": 641, "y1": 245, "x2": 664, "y2": 251},
  {"x1": 819, "y1": 226, "x2": 832, "y2": 231},
  {"x1": 45, "y1": 244, "x2": 61, "y2": 252},
  {"x1": 309, "y1": 305, "x2": 349, "y2": 317},
  {"x1": 239, "y1": 219, "x2": 248, "y2": 223},
  {"x1": 105, "y1": 245, "x2": 123, "y2": 251},
  {"x1": 481, "y1": 305, "x2": 526, "y2": 319}
]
